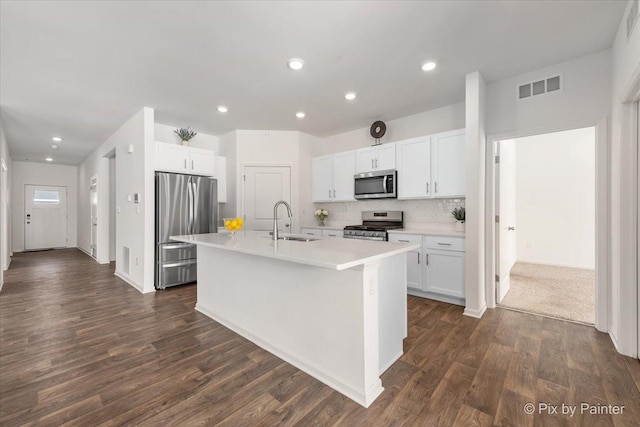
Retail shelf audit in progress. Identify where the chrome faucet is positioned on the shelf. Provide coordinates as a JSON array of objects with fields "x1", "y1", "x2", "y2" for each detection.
[{"x1": 272, "y1": 200, "x2": 293, "y2": 240}]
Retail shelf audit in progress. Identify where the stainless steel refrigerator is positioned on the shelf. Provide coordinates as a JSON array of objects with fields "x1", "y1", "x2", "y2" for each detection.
[{"x1": 155, "y1": 172, "x2": 218, "y2": 290}]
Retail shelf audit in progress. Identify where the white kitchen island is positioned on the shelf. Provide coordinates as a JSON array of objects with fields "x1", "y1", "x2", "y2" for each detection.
[{"x1": 170, "y1": 231, "x2": 419, "y2": 407}]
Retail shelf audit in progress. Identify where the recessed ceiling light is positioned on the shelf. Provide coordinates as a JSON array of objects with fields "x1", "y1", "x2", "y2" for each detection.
[
  {"x1": 51, "y1": 144, "x2": 58, "y2": 149},
  {"x1": 296, "y1": 112, "x2": 305, "y2": 119},
  {"x1": 45, "y1": 157, "x2": 53, "y2": 162},
  {"x1": 52, "y1": 136, "x2": 63, "y2": 142},
  {"x1": 217, "y1": 106, "x2": 228, "y2": 113},
  {"x1": 345, "y1": 92, "x2": 357, "y2": 101},
  {"x1": 421, "y1": 61, "x2": 437, "y2": 71},
  {"x1": 287, "y1": 58, "x2": 305, "y2": 71}
]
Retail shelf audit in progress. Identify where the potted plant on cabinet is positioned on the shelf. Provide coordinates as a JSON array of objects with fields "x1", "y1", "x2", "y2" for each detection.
[
  {"x1": 174, "y1": 127, "x2": 197, "y2": 146},
  {"x1": 451, "y1": 207, "x2": 465, "y2": 232}
]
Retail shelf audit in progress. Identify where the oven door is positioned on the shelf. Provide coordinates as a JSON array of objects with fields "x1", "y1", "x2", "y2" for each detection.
[{"x1": 354, "y1": 170, "x2": 397, "y2": 199}]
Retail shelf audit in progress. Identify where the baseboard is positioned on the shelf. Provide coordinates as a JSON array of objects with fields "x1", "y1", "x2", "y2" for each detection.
[
  {"x1": 114, "y1": 271, "x2": 144, "y2": 294},
  {"x1": 77, "y1": 246, "x2": 93, "y2": 258},
  {"x1": 516, "y1": 260, "x2": 595, "y2": 270},
  {"x1": 407, "y1": 289, "x2": 465, "y2": 307},
  {"x1": 463, "y1": 305, "x2": 487, "y2": 318},
  {"x1": 380, "y1": 350, "x2": 403, "y2": 375},
  {"x1": 195, "y1": 303, "x2": 384, "y2": 408}
]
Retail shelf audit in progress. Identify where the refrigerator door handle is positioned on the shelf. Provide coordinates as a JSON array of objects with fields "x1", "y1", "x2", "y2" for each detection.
[
  {"x1": 191, "y1": 181, "x2": 198, "y2": 234},
  {"x1": 187, "y1": 178, "x2": 194, "y2": 234}
]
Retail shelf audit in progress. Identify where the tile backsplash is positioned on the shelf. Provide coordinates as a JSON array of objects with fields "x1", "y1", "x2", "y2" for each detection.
[{"x1": 314, "y1": 198, "x2": 465, "y2": 226}]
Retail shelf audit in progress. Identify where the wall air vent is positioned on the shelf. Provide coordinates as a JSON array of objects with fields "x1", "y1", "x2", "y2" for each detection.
[
  {"x1": 517, "y1": 74, "x2": 562, "y2": 100},
  {"x1": 628, "y1": 0, "x2": 639, "y2": 40}
]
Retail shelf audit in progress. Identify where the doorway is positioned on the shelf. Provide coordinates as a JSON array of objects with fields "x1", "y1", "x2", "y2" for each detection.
[
  {"x1": 495, "y1": 127, "x2": 596, "y2": 324},
  {"x1": 24, "y1": 185, "x2": 68, "y2": 251},
  {"x1": 242, "y1": 165, "x2": 291, "y2": 231},
  {"x1": 90, "y1": 176, "x2": 98, "y2": 259}
]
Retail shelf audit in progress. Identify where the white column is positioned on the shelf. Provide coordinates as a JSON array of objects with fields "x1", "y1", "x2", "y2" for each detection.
[{"x1": 464, "y1": 71, "x2": 487, "y2": 318}]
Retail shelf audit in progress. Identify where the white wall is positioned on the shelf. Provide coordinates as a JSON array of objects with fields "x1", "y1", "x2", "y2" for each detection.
[
  {"x1": 154, "y1": 123, "x2": 219, "y2": 151},
  {"x1": 78, "y1": 107, "x2": 155, "y2": 293},
  {"x1": 314, "y1": 102, "x2": 465, "y2": 157},
  {"x1": 609, "y1": 0, "x2": 640, "y2": 357},
  {"x1": 218, "y1": 131, "x2": 237, "y2": 221},
  {"x1": 11, "y1": 161, "x2": 78, "y2": 252},
  {"x1": 0, "y1": 118, "x2": 12, "y2": 287},
  {"x1": 487, "y1": 50, "x2": 612, "y2": 136},
  {"x1": 514, "y1": 127, "x2": 596, "y2": 269}
]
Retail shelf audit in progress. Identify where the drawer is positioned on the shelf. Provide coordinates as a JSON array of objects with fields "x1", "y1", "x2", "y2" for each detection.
[
  {"x1": 157, "y1": 259, "x2": 197, "y2": 289},
  {"x1": 322, "y1": 229, "x2": 343, "y2": 238},
  {"x1": 158, "y1": 242, "x2": 197, "y2": 262},
  {"x1": 388, "y1": 234, "x2": 423, "y2": 245},
  {"x1": 424, "y1": 235, "x2": 465, "y2": 252},
  {"x1": 300, "y1": 228, "x2": 322, "y2": 237}
]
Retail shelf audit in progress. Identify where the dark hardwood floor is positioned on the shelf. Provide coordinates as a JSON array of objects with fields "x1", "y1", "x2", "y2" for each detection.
[{"x1": 1, "y1": 249, "x2": 639, "y2": 426}]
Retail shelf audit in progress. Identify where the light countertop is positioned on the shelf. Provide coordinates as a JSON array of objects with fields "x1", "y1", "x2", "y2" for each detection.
[{"x1": 171, "y1": 231, "x2": 420, "y2": 271}]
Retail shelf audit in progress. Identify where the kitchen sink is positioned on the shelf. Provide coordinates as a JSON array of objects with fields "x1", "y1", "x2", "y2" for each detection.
[{"x1": 278, "y1": 235, "x2": 320, "y2": 242}]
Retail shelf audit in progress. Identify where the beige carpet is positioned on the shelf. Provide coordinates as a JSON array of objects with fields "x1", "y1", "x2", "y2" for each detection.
[{"x1": 500, "y1": 262, "x2": 595, "y2": 325}]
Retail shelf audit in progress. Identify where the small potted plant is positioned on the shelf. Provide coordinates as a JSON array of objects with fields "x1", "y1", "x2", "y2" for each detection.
[
  {"x1": 451, "y1": 207, "x2": 465, "y2": 232},
  {"x1": 174, "y1": 127, "x2": 197, "y2": 146},
  {"x1": 314, "y1": 209, "x2": 329, "y2": 226}
]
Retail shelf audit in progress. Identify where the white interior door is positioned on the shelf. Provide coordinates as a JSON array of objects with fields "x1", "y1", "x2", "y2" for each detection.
[
  {"x1": 243, "y1": 166, "x2": 292, "y2": 231},
  {"x1": 90, "y1": 176, "x2": 98, "y2": 258},
  {"x1": 496, "y1": 140, "x2": 517, "y2": 302},
  {"x1": 24, "y1": 185, "x2": 68, "y2": 251}
]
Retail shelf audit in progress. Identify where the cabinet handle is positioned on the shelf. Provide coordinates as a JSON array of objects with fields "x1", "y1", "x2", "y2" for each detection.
[
  {"x1": 437, "y1": 242, "x2": 452, "y2": 246},
  {"x1": 426, "y1": 253, "x2": 429, "y2": 265},
  {"x1": 192, "y1": 160, "x2": 194, "y2": 170},
  {"x1": 184, "y1": 159, "x2": 187, "y2": 169},
  {"x1": 399, "y1": 239, "x2": 410, "y2": 242},
  {"x1": 333, "y1": 189, "x2": 336, "y2": 198},
  {"x1": 375, "y1": 158, "x2": 378, "y2": 169},
  {"x1": 418, "y1": 253, "x2": 420, "y2": 264},
  {"x1": 329, "y1": 189, "x2": 332, "y2": 198},
  {"x1": 426, "y1": 182, "x2": 429, "y2": 193},
  {"x1": 435, "y1": 182, "x2": 438, "y2": 193},
  {"x1": 371, "y1": 159, "x2": 374, "y2": 169}
]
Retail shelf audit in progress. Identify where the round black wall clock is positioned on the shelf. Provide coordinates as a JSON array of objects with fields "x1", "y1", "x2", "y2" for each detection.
[{"x1": 370, "y1": 121, "x2": 386, "y2": 139}]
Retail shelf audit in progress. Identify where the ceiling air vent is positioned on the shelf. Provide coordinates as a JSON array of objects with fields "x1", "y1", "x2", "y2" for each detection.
[{"x1": 517, "y1": 74, "x2": 562, "y2": 100}]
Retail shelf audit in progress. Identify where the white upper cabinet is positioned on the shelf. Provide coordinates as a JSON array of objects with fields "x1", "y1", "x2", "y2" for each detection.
[
  {"x1": 432, "y1": 129, "x2": 465, "y2": 198},
  {"x1": 157, "y1": 143, "x2": 189, "y2": 173},
  {"x1": 397, "y1": 137, "x2": 431, "y2": 199},
  {"x1": 312, "y1": 151, "x2": 356, "y2": 202},
  {"x1": 189, "y1": 147, "x2": 216, "y2": 176},
  {"x1": 156, "y1": 142, "x2": 216, "y2": 176},
  {"x1": 312, "y1": 155, "x2": 334, "y2": 202},
  {"x1": 396, "y1": 129, "x2": 465, "y2": 200},
  {"x1": 332, "y1": 151, "x2": 356, "y2": 201},
  {"x1": 355, "y1": 144, "x2": 396, "y2": 173}
]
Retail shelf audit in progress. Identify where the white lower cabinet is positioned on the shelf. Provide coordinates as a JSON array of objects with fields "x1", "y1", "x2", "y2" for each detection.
[
  {"x1": 388, "y1": 234, "x2": 423, "y2": 291},
  {"x1": 300, "y1": 227, "x2": 343, "y2": 238},
  {"x1": 389, "y1": 233, "x2": 465, "y2": 306}
]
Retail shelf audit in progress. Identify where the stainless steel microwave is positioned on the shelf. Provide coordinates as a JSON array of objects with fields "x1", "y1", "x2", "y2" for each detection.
[{"x1": 354, "y1": 169, "x2": 397, "y2": 199}]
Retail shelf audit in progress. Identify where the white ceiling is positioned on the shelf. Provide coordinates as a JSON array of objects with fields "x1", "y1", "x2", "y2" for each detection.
[{"x1": 0, "y1": 1, "x2": 626, "y2": 165}]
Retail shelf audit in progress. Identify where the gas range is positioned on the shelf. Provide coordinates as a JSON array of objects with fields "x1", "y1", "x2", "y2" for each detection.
[{"x1": 343, "y1": 211, "x2": 404, "y2": 241}]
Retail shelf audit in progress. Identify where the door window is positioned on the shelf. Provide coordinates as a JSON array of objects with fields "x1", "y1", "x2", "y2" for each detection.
[{"x1": 33, "y1": 190, "x2": 60, "y2": 204}]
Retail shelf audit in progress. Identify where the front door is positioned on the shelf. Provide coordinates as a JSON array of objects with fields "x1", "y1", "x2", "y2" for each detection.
[
  {"x1": 242, "y1": 166, "x2": 292, "y2": 231},
  {"x1": 24, "y1": 185, "x2": 68, "y2": 250}
]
